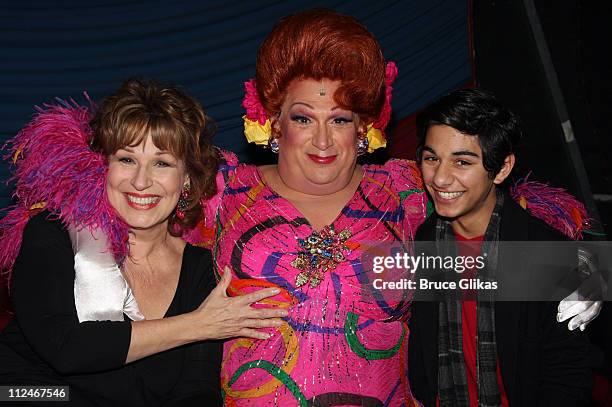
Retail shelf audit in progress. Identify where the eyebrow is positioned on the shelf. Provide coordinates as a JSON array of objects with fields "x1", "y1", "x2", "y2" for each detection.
[
  {"x1": 289, "y1": 102, "x2": 343, "y2": 111},
  {"x1": 120, "y1": 147, "x2": 173, "y2": 156},
  {"x1": 422, "y1": 146, "x2": 480, "y2": 158},
  {"x1": 451, "y1": 150, "x2": 479, "y2": 158},
  {"x1": 290, "y1": 102, "x2": 314, "y2": 109},
  {"x1": 422, "y1": 146, "x2": 436, "y2": 154}
]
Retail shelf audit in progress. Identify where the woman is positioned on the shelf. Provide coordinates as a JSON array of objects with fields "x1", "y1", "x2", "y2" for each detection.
[
  {"x1": 0, "y1": 78, "x2": 286, "y2": 406},
  {"x1": 188, "y1": 9, "x2": 428, "y2": 406}
]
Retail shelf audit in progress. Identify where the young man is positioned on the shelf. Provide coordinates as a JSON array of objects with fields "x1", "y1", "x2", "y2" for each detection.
[{"x1": 408, "y1": 89, "x2": 594, "y2": 406}]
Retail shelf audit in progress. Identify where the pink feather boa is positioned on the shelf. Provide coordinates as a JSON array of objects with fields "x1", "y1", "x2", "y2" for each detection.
[
  {"x1": 0, "y1": 100, "x2": 129, "y2": 281},
  {"x1": 0, "y1": 101, "x2": 591, "y2": 283}
]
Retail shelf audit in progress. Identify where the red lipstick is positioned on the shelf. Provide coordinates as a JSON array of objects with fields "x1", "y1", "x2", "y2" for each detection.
[
  {"x1": 308, "y1": 154, "x2": 337, "y2": 164},
  {"x1": 124, "y1": 193, "x2": 161, "y2": 210}
]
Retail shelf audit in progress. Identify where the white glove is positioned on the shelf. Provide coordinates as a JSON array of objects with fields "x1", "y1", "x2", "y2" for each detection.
[
  {"x1": 557, "y1": 299, "x2": 601, "y2": 331},
  {"x1": 69, "y1": 226, "x2": 144, "y2": 322},
  {"x1": 557, "y1": 248, "x2": 605, "y2": 331}
]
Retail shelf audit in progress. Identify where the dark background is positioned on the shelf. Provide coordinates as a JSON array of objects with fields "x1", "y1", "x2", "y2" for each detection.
[
  {"x1": 472, "y1": 1, "x2": 612, "y2": 396},
  {"x1": 0, "y1": 0, "x2": 471, "y2": 208},
  {"x1": 1, "y1": 0, "x2": 610, "y2": 402},
  {"x1": 473, "y1": 0, "x2": 611, "y2": 239}
]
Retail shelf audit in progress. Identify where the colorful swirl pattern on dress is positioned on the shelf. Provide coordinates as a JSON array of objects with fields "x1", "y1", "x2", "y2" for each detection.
[{"x1": 194, "y1": 152, "x2": 428, "y2": 406}]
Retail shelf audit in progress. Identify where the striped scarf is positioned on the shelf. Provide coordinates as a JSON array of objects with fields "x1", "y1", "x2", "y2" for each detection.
[{"x1": 436, "y1": 189, "x2": 504, "y2": 407}]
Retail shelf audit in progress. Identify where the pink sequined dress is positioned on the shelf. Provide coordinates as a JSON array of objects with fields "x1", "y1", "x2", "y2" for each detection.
[{"x1": 188, "y1": 152, "x2": 428, "y2": 406}]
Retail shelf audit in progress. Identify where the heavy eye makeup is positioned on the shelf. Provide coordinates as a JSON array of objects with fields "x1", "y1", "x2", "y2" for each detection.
[
  {"x1": 329, "y1": 107, "x2": 355, "y2": 126},
  {"x1": 288, "y1": 105, "x2": 355, "y2": 126},
  {"x1": 288, "y1": 104, "x2": 318, "y2": 125},
  {"x1": 290, "y1": 114, "x2": 311, "y2": 125},
  {"x1": 330, "y1": 115, "x2": 353, "y2": 125}
]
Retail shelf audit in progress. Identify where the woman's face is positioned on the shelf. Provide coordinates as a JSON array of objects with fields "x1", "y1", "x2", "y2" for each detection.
[
  {"x1": 106, "y1": 135, "x2": 187, "y2": 231},
  {"x1": 274, "y1": 78, "x2": 362, "y2": 196}
]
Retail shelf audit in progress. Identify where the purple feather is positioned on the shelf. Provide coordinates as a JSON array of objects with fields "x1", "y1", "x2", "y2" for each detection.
[{"x1": 510, "y1": 175, "x2": 590, "y2": 240}]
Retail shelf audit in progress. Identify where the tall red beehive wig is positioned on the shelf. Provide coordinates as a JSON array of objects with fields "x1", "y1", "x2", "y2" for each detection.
[{"x1": 255, "y1": 8, "x2": 386, "y2": 125}]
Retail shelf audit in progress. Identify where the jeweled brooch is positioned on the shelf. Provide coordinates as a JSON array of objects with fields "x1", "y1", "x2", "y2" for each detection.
[{"x1": 291, "y1": 225, "x2": 352, "y2": 288}]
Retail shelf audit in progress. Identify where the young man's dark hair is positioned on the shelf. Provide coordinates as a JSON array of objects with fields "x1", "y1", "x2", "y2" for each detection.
[{"x1": 416, "y1": 88, "x2": 522, "y2": 179}]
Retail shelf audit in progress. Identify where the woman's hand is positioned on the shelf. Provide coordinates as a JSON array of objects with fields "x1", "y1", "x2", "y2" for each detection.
[
  {"x1": 192, "y1": 267, "x2": 288, "y2": 340},
  {"x1": 127, "y1": 267, "x2": 287, "y2": 363}
]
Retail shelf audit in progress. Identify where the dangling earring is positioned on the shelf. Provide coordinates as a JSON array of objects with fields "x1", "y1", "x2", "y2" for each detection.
[
  {"x1": 268, "y1": 137, "x2": 280, "y2": 153},
  {"x1": 176, "y1": 181, "x2": 190, "y2": 220},
  {"x1": 356, "y1": 136, "x2": 369, "y2": 156}
]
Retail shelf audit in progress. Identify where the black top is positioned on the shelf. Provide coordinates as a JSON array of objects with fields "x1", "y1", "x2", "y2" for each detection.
[{"x1": 0, "y1": 213, "x2": 222, "y2": 406}]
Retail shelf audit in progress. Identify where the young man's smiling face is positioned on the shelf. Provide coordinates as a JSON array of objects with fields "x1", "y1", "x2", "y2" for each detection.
[{"x1": 420, "y1": 124, "x2": 513, "y2": 237}]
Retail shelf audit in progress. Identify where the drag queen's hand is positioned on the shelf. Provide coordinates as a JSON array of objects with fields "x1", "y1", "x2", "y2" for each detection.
[
  {"x1": 557, "y1": 299, "x2": 601, "y2": 331},
  {"x1": 557, "y1": 248, "x2": 606, "y2": 331}
]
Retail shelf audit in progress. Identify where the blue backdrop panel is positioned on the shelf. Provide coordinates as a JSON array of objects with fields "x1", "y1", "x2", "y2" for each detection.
[{"x1": 0, "y1": 0, "x2": 470, "y2": 208}]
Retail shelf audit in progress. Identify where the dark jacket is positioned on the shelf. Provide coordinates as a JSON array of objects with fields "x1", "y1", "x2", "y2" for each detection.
[{"x1": 408, "y1": 194, "x2": 594, "y2": 406}]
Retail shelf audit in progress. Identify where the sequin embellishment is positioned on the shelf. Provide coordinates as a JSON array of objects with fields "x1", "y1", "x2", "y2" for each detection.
[{"x1": 292, "y1": 225, "x2": 352, "y2": 288}]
